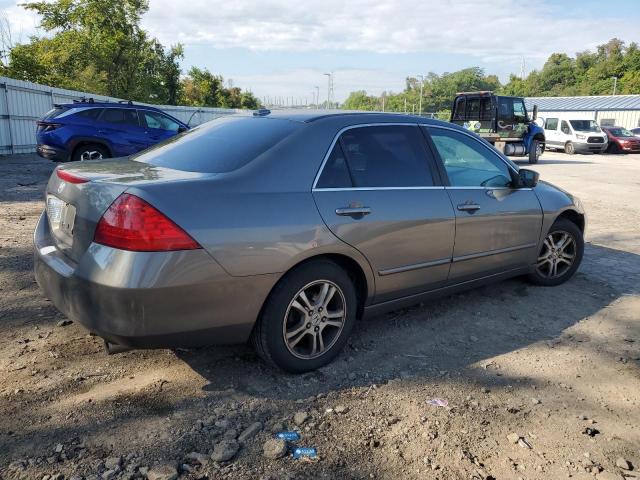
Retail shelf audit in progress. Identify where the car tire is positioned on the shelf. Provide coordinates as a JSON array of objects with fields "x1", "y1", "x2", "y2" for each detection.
[
  {"x1": 252, "y1": 259, "x2": 357, "y2": 373},
  {"x1": 527, "y1": 218, "x2": 584, "y2": 287},
  {"x1": 529, "y1": 139, "x2": 542, "y2": 164},
  {"x1": 564, "y1": 142, "x2": 575, "y2": 155},
  {"x1": 72, "y1": 143, "x2": 109, "y2": 162},
  {"x1": 607, "y1": 142, "x2": 621, "y2": 154}
]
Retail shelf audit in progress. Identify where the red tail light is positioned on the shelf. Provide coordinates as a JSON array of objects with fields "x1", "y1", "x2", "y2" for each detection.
[
  {"x1": 57, "y1": 169, "x2": 88, "y2": 184},
  {"x1": 37, "y1": 121, "x2": 61, "y2": 132},
  {"x1": 94, "y1": 193, "x2": 201, "y2": 252}
]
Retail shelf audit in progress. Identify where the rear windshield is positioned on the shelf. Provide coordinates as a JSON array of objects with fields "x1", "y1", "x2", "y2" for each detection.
[
  {"x1": 132, "y1": 116, "x2": 300, "y2": 173},
  {"x1": 42, "y1": 107, "x2": 68, "y2": 120}
]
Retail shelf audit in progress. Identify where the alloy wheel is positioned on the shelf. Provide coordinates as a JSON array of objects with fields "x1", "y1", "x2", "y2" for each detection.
[
  {"x1": 536, "y1": 230, "x2": 576, "y2": 279},
  {"x1": 80, "y1": 150, "x2": 103, "y2": 161},
  {"x1": 282, "y1": 280, "x2": 346, "y2": 360}
]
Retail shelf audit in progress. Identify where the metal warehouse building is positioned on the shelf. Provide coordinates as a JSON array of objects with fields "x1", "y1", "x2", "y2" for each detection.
[{"x1": 525, "y1": 95, "x2": 640, "y2": 130}]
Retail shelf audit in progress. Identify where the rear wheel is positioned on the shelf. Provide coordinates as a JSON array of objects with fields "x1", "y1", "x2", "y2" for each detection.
[
  {"x1": 527, "y1": 219, "x2": 583, "y2": 286},
  {"x1": 529, "y1": 139, "x2": 542, "y2": 164},
  {"x1": 252, "y1": 260, "x2": 357, "y2": 372},
  {"x1": 564, "y1": 142, "x2": 575, "y2": 155},
  {"x1": 72, "y1": 143, "x2": 109, "y2": 162}
]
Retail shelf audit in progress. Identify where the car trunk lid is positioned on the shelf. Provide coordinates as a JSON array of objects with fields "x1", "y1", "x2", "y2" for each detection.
[{"x1": 45, "y1": 159, "x2": 208, "y2": 262}]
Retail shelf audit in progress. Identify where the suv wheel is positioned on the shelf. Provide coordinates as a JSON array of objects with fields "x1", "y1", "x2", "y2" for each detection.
[
  {"x1": 72, "y1": 144, "x2": 109, "y2": 162},
  {"x1": 252, "y1": 260, "x2": 357, "y2": 372},
  {"x1": 528, "y1": 219, "x2": 583, "y2": 286}
]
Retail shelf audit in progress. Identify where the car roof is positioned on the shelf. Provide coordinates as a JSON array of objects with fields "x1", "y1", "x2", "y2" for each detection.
[{"x1": 262, "y1": 109, "x2": 453, "y2": 126}]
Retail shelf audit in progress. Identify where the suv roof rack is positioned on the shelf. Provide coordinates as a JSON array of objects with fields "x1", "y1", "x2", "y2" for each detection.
[
  {"x1": 118, "y1": 100, "x2": 134, "y2": 105},
  {"x1": 73, "y1": 97, "x2": 95, "y2": 104}
]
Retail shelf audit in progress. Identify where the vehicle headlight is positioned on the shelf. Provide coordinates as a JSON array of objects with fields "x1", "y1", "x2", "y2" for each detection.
[{"x1": 575, "y1": 134, "x2": 586, "y2": 140}]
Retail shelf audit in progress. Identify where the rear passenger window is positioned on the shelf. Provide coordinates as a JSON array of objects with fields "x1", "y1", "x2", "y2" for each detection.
[
  {"x1": 319, "y1": 125, "x2": 434, "y2": 188},
  {"x1": 74, "y1": 108, "x2": 102, "y2": 120},
  {"x1": 100, "y1": 108, "x2": 139, "y2": 126},
  {"x1": 545, "y1": 118, "x2": 558, "y2": 130},
  {"x1": 316, "y1": 142, "x2": 352, "y2": 188}
]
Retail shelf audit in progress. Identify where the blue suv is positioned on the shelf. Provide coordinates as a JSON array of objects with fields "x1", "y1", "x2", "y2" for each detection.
[{"x1": 36, "y1": 100, "x2": 189, "y2": 162}]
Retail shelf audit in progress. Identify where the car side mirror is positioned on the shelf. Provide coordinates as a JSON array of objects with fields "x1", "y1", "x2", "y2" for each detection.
[
  {"x1": 178, "y1": 125, "x2": 188, "y2": 133},
  {"x1": 518, "y1": 169, "x2": 539, "y2": 188},
  {"x1": 532, "y1": 105, "x2": 538, "y2": 121}
]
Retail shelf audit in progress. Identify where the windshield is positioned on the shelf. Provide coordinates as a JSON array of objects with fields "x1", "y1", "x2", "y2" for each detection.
[
  {"x1": 569, "y1": 120, "x2": 601, "y2": 132},
  {"x1": 607, "y1": 128, "x2": 634, "y2": 137},
  {"x1": 132, "y1": 116, "x2": 300, "y2": 173}
]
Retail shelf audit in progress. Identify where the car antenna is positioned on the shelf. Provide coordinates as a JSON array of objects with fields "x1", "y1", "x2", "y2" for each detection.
[{"x1": 186, "y1": 108, "x2": 203, "y2": 127}]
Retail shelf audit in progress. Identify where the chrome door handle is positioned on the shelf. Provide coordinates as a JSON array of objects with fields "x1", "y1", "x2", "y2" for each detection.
[
  {"x1": 335, "y1": 206, "x2": 371, "y2": 217},
  {"x1": 457, "y1": 203, "x2": 481, "y2": 212}
]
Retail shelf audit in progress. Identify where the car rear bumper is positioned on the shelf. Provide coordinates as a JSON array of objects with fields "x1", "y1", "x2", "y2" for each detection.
[
  {"x1": 37, "y1": 144, "x2": 69, "y2": 162},
  {"x1": 33, "y1": 211, "x2": 277, "y2": 348}
]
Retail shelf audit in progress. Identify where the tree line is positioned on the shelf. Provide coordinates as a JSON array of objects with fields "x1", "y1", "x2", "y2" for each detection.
[
  {"x1": 343, "y1": 38, "x2": 640, "y2": 114},
  {"x1": 0, "y1": 0, "x2": 259, "y2": 109}
]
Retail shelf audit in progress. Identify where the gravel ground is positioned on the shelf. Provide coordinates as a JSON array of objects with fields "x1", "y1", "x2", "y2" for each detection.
[{"x1": 1, "y1": 151, "x2": 639, "y2": 480}]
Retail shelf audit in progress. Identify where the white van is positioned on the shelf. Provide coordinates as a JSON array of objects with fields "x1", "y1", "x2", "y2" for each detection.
[{"x1": 543, "y1": 117, "x2": 608, "y2": 154}]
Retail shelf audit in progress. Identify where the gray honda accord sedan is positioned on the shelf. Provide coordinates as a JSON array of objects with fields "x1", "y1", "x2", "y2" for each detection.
[{"x1": 34, "y1": 111, "x2": 585, "y2": 372}]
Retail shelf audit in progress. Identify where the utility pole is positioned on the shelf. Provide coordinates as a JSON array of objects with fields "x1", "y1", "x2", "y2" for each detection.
[
  {"x1": 417, "y1": 74, "x2": 425, "y2": 115},
  {"x1": 520, "y1": 57, "x2": 526, "y2": 80},
  {"x1": 314, "y1": 86, "x2": 320, "y2": 107},
  {"x1": 323, "y1": 73, "x2": 334, "y2": 109},
  {"x1": 612, "y1": 76, "x2": 618, "y2": 96}
]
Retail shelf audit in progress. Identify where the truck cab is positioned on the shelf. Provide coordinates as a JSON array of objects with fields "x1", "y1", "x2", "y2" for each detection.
[{"x1": 450, "y1": 92, "x2": 545, "y2": 164}]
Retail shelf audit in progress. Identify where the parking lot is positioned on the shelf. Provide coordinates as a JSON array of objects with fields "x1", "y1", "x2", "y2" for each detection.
[{"x1": 1, "y1": 152, "x2": 639, "y2": 479}]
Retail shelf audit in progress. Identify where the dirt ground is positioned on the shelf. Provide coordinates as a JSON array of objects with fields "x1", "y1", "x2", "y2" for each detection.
[{"x1": 1, "y1": 151, "x2": 639, "y2": 480}]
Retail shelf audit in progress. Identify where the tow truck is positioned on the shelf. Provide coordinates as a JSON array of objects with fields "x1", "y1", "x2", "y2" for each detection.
[{"x1": 449, "y1": 91, "x2": 545, "y2": 164}]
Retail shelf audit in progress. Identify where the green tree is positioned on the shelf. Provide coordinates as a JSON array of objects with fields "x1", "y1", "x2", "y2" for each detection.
[
  {"x1": 500, "y1": 38, "x2": 640, "y2": 97},
  {"x1": 343, "y1": 67, "x2": 501, "y2": 113},
  {"x1": 178, "y1": 67, "x2": 260, "y2": 108},
  {"x1": 6, "y1": 0, "x2": 184, "y2": 104}
]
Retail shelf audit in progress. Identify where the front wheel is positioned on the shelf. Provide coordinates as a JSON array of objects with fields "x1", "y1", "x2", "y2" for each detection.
[
  {"x1": 529, "y1": 139, "x2": 542, "y2": 164},
  {"x1": 251, "y1": 260, "x2": 357, "y2": 372},
  {"x1": 607, "y1": 142, "x2": 621, "y2": 154},
  {"x1": 528, "y1": 219, "x2": 584, "y2": 286},
  {"x1": 564, "y1": 142, "x2": 575, "y2": 155}
]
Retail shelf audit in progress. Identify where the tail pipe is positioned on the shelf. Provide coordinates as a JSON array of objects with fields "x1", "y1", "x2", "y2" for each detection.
[{"x1": 104, "y1": 339, "x2": 134, "y2": 355}]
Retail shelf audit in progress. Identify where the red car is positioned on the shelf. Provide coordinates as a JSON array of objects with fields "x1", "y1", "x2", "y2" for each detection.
[{"x1": 603, "y1": 126, "x2": 640, "y2": 153}]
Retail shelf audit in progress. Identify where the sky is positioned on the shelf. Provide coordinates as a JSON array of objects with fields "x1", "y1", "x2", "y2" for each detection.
[{"x1": 2, "y1": 0, "x2": 640, "y2": 103}]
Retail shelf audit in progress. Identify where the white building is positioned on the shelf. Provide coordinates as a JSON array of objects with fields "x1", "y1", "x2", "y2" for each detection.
[{"x1": 525, "y1": 95, "x2": 640, "y2": 130}]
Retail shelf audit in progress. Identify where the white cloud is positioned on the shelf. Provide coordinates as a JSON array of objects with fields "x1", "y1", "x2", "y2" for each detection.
[
  {"x1": 141, "y1": 0, "x2": 637, "y2": 60},
  {"x1": 3, "y1": 0, "x2": 637, "y2": 103},
  {"x1": 1, "y1": 2, "x2": 40, "y2": 42}
]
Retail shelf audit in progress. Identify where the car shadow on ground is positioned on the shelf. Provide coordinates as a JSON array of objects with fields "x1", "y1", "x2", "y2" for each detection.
[{"x1": 176, "y1": 242, "x2": 638, "y2": 402}]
